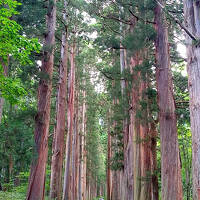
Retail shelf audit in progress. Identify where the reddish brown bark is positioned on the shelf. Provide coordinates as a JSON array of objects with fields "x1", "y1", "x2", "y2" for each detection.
[
  {"x1": 107, "y1": 130, "x2": 111, "y2": 200},
  {"x1": 49, "y1": 27, "x2": 68, "y2": 199},
  {"x1": 122, "y1": 18, "x2": 139, "y2": 200},
  {"x1": 72, "y1": 92, "x2": 80, "y2": 200},
  {"x1": 130, "y1": 54, "x2": 141, "y2": 200},
  {"x1": 111, "y1": 171, "x2": 119, "y2": 200},
  {"x1": 26, "y1": 1, "x2": 56, "y2": 199},
  {"x1": 71, "y1": 115, "x2": 77, "y2": 200},
  {"x1": 154, "y1": 1, "x2": 183, "y2": 200},
  {"x1": 75, "y1": 113, "x2": 80, "y2": 200},
  {"x1": 73, "y1": 91, "x2": 81, "y2": 200},
  {"x1": 184, "y1": 1, "x2": 200, "y2": 199},
  {"x1": 139, "y1": 79, "x2": 152, "y2": 200},
  {"x1": 63, "y1": 43, "x2": 76, "y2": 200},
  {"x1": 80, "y1": 82, "x2": 87, "y2": 200},
  {"x1": 82, "y1": 122, "x2": 87, "y2": 200},
  {"x1": 120, "y1": 21, "x2": 129, "y2": 200}
]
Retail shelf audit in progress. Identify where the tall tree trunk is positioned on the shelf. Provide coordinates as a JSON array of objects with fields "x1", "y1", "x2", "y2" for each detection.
[
  {"x1": 26, "y1": 1, "x2": 56, "y2": 199},
  {"x1": 150, "y1": 121, "x2": 159, "y2": 200},
  {"x1": 184, "y1": 1, "x2": 200, "y2": 199},
  {"x1": 63, "y1": 43, "x2": 76, "y2": 200},
  {"x1": 130, "y1": 54, "x2": 142, "y2": 200},
  {"x1": 111, "y1": 171, "x2": 119, "y2": 200},
  {"x1": 119, "y1": 11, "x2": 129, "y2": 200},
  {"x1": 139, "y1": 79, "x2": 152, "y2": 200},
  {"x1": 119, "y1": 6, "x2": 126, "y2": 96},
  {"x1": 75, "y1": 110, "x2": 80, "y2": 200},
  {"x1": 110, "y1": 95, "x2": 121, "y2": 200},
  {"x1": 154, "y1": 1, "x2": 183, "y2": 200},
  {"x1": 78, "y1": 115, "x2": 82, "y2": 200},
  {"x1": 71, "y1": 114, "x2": 76, "y2": 200},
  {"x1": 73, "y1": 89, "x2": 80, "y2": 200},
  {"x1": 72, "y1": 90, "x2": 80, "y2": 200},
  {"x1": 107, "y1": 129, "x2": 111, "y2": 200},
  {"x1": 49, "y1": 23, "x2": 68, "y2": 200},
  {"x1": 80, "y1": 80, "x2": 87, "y2": 200}
]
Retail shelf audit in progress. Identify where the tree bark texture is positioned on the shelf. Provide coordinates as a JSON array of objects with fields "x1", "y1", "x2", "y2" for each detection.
[
  {"x1": 111, "y1": 170, "x2": 119, "y2": 200},
  {"x1": 26, "y1": 1, "x2": 56, "y2": 199},
  {"x1": 130, "y1": 54, "x2": 142, "y2": 200},
  {"x1": 71, "y1": 91, "x2": 80, "y2": 200},
  {"x1": 75, "y1": 99, "x2": 80, "y2": 200},
  {"x1": 63, "y1": 44, "x2": 76, "y2": 200},
  {"x1": 107, "y1": 130, "x2": 111, "y2": 200},
  {"x1": 80, "y1": 81, "x2": 87, "y2": 200},
  {"x1": 154, "y1": 1, "x2": 183, "y2": 200},
  {"x1": 139, "y1": 78, "x2": 152, "y2": 200},
  {"x1": 184, "y1": 0, "x2": 200, "y2": 199},
  {"x1": 50, "y1": 26, "x2": 68, "y2": 199},
  {"x1": 150, "y1": 122, "x2": 159, "y2": 200}
]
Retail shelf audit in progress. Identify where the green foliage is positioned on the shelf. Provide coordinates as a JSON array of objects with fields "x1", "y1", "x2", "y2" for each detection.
[
  {"x1": 0, "y1": 170, "x2": 51, "y2": 199},
  {"x1": 0, "y1": 106, "x2": 35, "y2": 183},
  {"x1": 134, "y1": 59, "x2": 153, "y2": 80},
  {"x1": 16, "y1": 0, "x2": 46, "y2": 38},
  {"x1": 95, "y1": 34, "x2": 120, "y2": 50},
  {"x1": 45, "y1": 167, "x2": 51, "y2": 196},
  {"x1": 86, "y1": 87, "x2": 107, "y2": 183},
  {"x1": 0, "y1": 191, "x2": 25, "y2": 200},
  {"x1": 131, "y1": 0, "x2": 156, "y2": 12},
  {"x1": 0, "y1": 73, "x2": 26, "y2": 104},
  {"x1": 0, "y1": 0, "x2": 40, "y2": 63},
  {"x1": 93, "y1": 196, "x2": 106, "y2": 200},
  {"x1": 172, "y1": 68, "x2": 192, "y2": 199},
  {"x1": 77, "y1": 46, "x2": 107, "y2": 189},
  {"x1": 173, "y1": 70, "x2": 190, "y2": 124},
  {"x1": 0, "y1": 0, "x2": 40, "y2": 104},
  {"x1": 178, "y1": 124, "x2": 192, "y2": 199},
  {"x1": 123, "y1": 23, "x2": 156, "y2": 53},
  {"x1": 0, "y1": 0, "x2": 194, "y2": 199}
]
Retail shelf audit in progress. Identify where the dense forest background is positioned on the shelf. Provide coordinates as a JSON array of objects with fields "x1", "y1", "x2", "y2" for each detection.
[{"x1": 0, "y1": 0, "x2": 199, "y2": 200}]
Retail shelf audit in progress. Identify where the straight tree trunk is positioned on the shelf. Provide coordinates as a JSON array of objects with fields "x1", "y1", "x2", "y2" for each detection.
[
  {"x1": 107, "y1": 129, "x2": 111, "y2": 200},
  {"x1": 111, "y1": 171, "x2": 119, "y2": 200},
  {"x1": 119, "y1": 11, "x2": 129, "y2": 200},
  {"x1": 139, "y1": 79, "x2": 152, "y2": 200},
  {"x1": 124, "y1": 18, "x2": 139, "y2": 200},
  {"x1": 130, "y1": 54, "x2": 142, "y2": 200},
  {"x1": 184, "y1": 1, "x2": 200, "y2": 199},
  {"x1": 78, "y1": 120, "x2": 82, "y2": 200},
  {"x1": 75, "y1": 112, "x2": 80, "y2": 200},
  {"x1": 80, "y1": 80, "x2": 87, "y2": 200},
  {"x1": 119, "y1": 6, "x2": 126, "y2": 96},
  {"x1": 71, "y1": 91, "x2": 80, "y2": 200},
  {"x1": 150, "y1": 121, "x2": 159, "y2": 200},
  {"x1": 73, "y1": 90, "x2": 80, "y2": 200},
  {"x1": 26, "y1": 1, "x2": 56, "y2": 199},
  {"x1": 71, "y1": 114, "x2": 77, "y2": 200},
  {"x1": 49, "y1": 22, "x2": 68, "y2": 200},
  {"x1": 63, "y1": 43, "x2": 76, "y2": 200},
  {"x1": 154, "y1": 1, "x2": 183, "y2": 200}
]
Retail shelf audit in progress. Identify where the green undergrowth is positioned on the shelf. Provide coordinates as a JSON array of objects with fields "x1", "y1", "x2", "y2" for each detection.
[
  {"x1": 0, "y1": 191, "x2": 49, "y2": 200},
  {"x1": 0, "y1": 191, "x2": 25, "y2": 200}
]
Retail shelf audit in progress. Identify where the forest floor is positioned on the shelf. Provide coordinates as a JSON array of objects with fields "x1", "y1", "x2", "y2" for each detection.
[
  {"x1": 0, "y1": 191, "x2": 48, "y2": 200},
  {"x1": 0, "y1": 191, "x2": 25, "y2": 200}
]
